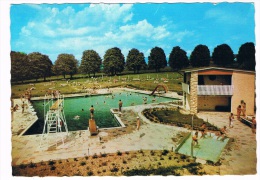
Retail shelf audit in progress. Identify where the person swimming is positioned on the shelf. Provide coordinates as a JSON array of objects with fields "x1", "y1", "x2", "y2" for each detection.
[{"x1": 73, "y1": 115, "x2": 80, "y2": 120}]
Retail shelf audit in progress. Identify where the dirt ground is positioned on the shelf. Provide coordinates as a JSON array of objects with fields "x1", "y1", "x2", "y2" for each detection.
[{"x1": 12, "y1": 149, "x2": 220, "y2": 176}]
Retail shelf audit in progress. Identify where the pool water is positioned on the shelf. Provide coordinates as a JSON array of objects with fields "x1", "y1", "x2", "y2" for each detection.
[
  {"x1": 176, "y1": 132, "x2": 229, "y2": 162},
  {"x1": 24, "y1": 91, "x2": 176, "y2": 135}
]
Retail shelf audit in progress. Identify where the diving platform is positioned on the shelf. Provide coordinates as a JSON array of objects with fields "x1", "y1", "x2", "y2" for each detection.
[{"x1": 50, "y1": 99, "x2": 63, "y2": 110}]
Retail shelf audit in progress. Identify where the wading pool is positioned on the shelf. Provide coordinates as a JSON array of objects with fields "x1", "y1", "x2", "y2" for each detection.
[
  {"x1": 176, "y1": 132, "x2": 229, "y2": 163},
  {"x1": 24, "y1": 91, "x2": 178, "y2": 135}
]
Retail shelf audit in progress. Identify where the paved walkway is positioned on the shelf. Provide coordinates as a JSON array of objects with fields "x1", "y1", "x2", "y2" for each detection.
[{"x1": 11, "y1": 89, "x2": 257, "y2": 175}]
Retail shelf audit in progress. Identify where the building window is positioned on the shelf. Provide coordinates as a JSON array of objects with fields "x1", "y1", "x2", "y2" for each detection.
[
  {"x1": 198, "y1": 75, "x2": 205, "y2": 85},
  {"x1": 209, "y1": 75, "x2": 216, "y2": 81}
]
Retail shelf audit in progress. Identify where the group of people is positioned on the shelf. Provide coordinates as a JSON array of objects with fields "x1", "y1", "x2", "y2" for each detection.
[
  {"x1": 88, "y1": 99, "x2": 123, "y2": 120},
  {"x1": 88, "y1": 99, "x2": 143, "y2": 130},
  {"x1": 192, "y1": 122, "x2": 208, "y2": 146},
  {"x1": 237, "y1": 100, "x2": 247, "y2": 119}
]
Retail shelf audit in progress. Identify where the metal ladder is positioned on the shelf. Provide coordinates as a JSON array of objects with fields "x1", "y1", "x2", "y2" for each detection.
[{"x1": 40, "y1": 93, "x2": 68, "y2": 149}]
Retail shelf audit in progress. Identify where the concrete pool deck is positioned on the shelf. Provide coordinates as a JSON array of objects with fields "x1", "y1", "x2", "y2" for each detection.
[{"x1": 11, "y1": 89, "x2": 257, "y2": 175}]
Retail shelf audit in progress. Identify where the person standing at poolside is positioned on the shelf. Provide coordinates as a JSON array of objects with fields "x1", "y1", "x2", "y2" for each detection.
[
  {"x1": 21, "y1": 101, "x2": 25, "y2": 114},
  {"x1": 252, "y1": 116, "x2": 256, "y2": 134},
  {"x1": 136, "y1": 116, "x2": 141, "y2": 130},
  {"x1": 89, "y1": 105, "x2": 94, "y2": 119},
  {"x1": 118, "y1": 99, "x2": 123, "y2": 112},
  {"x1": 237, "y1": 105, "x2": 242, "y2": 120},
  {"x1": 241, "y1": 102, "x2": 246, "y2": 117},
  {"x1": 229, "y1": 113, "x2": 234, "y2": 128}
]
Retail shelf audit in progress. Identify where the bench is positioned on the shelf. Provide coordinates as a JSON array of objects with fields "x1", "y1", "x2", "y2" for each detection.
[{"x1": 240, "y1": 117, "x2": 252, "y2": 127}]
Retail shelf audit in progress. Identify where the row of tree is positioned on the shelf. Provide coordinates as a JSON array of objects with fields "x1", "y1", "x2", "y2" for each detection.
[{"x1": 11, "y1": 42, "x2": 255, "y2": 83}]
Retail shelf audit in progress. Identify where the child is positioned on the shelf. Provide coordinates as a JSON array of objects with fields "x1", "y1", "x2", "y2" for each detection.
[
  {"x1": 192, "y1": 131, "x2": 199, "y2": 145},
  {"x1": 229, "y1": 113, "x2": 234, "y2": 128},
  {"x1": 237, "y1": 105, "x2": 241, "y2": 120}
]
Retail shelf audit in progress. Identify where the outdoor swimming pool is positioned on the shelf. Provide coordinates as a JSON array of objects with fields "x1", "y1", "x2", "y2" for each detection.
[
  {"x1": 176, "y1": 132, "x2": 229, "y2": 163},
  {"x1": 24, "y1": 91, "x2": 177, "y2": 135}
]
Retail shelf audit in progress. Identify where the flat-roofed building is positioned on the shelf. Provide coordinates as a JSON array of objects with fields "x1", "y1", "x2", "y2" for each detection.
[{"x1": 181, "y1": 67, "x2": 255, "y2": 115}]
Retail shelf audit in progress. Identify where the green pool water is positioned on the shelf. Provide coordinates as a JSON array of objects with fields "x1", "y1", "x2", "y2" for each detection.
[
  {"x1": 176, "y1": 132, "x2": 229, "y2": 162},
  {"x1": 24, "y1": 91, "x2": 177, "y2": 135}
]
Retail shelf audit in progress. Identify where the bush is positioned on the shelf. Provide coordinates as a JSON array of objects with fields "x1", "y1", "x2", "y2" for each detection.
[
  {"x1": 180, "y1": 155, "x2": 187, "y2": 160},
  {"x1": 19, "y1": 163, "x2": 27, "y2": 169},
  {"x1": 50, "y1": 166, "x2": 56, "y2": 171},
  {"x1": 92, "y1": 153, "x2": 98, "y2": 159},
  {"x1": 80, "y1": 161, "x2": 86, "y2": 166},
  {"x1": 161, "y1": 149, "x2": 169, "y2": 156},
  {"x1": 87, "y1": 171, "x2": 94, "y2": 176},
  {"x1": 48, "y1": 160, "x2": 56, "y2": 166},
  {"x1": 117, "y1": 150, "x2": 122, "y2": 156},
  {"x1": 101, "y1": 162, "x2": 107, "y2": 166},
  {"x1": 100, "y1": 152, "x2": 107, "y2": 157},
  {"x1": 29, "y1": 161, "x2": 37, "y2": 168},
  {"x1": 110, "y1": 167, "x2": 119, "y2": 172}
]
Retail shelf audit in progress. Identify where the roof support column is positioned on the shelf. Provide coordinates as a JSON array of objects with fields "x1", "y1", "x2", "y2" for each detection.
[{"x1": 190, "y1": 72, "x2": 198, "y2": 114}]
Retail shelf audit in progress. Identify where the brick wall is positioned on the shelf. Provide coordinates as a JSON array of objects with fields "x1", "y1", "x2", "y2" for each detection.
[{"x1": 190, "y1": 72, "x2": 198, "y2": 114}]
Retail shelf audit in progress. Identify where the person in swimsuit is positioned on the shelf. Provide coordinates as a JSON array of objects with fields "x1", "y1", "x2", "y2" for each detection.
[
  {"x1": 252, "y1": 116, "x2": 256, "y2": 134},
  {"x1": 89, "y1": 105, "x2": 94, "y2": 119},
  {"x1": 217, "y1": 126, "x2": 227, "y2": 141},
  {"x1": 118, "y1": 100, "x2": 123, "y2": 112},
  {"x1": 237, "y1": 105, "x2": 242, "y2": 120},
  {"x1": 229, "y1": 113, "x2": 234, "y2": 128},
  {"x1": 199, "y1": 122, "x2": 207, "y2": 138},
  {"x1": 192, "y1": 131, "x2": 199, "y2": 145}
]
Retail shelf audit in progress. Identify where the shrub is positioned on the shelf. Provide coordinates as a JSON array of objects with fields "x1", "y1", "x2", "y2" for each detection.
[
  {"x1": 80, "y1": 161, "x2": 86, "y2": 166},
  {"x1": 19, "y1": 163, "x2": 27, "y2": 169},
  {"x1": 150, "y1": 150, "x2": 155, "y2": 156},
  {"x1": 110, "y1": 167, "x2": 119, "y2": 172},
  {"x1": 180, "y1": 155, "x2": 187, "y2": 160},
  {"x1": 87, "y1": 171, "x2": 94, "y2": 176},
  {"x1": 101, "y1": 161, "x2": 107, "y2": 166},
  {"x1": 92, "y1": 153, "x2": 98, "y2": 159},
  {"x1": 161, "y1": 149, "x2": 169, "y2": 156},
  {"x1": 50, "y1": 166, "x2": 56, "y2": 171},
  {"x1": 74, "y1": 158, "x2": 78, "y2": 161},
  {"x1": 29, "y1": 161, "x2": 37, "y2": 168},
  {"x1": 85, "y1": 156, "x2": 89, "y2": 160},
  {"x1": 123, "y1": 159, "x2": 127, "y2": 164},
  {"x1": 100, "y1": 152, "x2": 107, "y2": 157},
  {"x1": 48, "y1": 160, "x2": 56, "y2": 166},
  {"x1": 117, "y1": 150, "x2": 122, "y2": 156}
]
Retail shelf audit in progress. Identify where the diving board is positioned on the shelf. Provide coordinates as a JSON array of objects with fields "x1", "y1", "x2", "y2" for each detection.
[{"x1": 50, "y1": 99, "x2": 63, "y2": 110}]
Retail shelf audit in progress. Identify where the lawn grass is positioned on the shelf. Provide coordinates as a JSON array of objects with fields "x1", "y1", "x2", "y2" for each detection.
[{"x1": 11, "y1": 72, "x2": 183, "y2": 98}]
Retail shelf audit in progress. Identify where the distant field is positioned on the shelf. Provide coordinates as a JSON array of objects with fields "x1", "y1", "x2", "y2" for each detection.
[{"x1": 11, "y1": 72, "x2": 183, "y2": 98}]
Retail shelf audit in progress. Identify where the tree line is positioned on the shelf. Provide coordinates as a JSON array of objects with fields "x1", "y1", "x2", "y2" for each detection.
[{"x1": 11, "y1": 42, "x2": 255, "y2": 83}]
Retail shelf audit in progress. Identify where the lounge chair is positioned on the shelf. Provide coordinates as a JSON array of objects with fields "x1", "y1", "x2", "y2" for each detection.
[{"x1": 88, "y1": 119, "x2": 99, "y2": 136}]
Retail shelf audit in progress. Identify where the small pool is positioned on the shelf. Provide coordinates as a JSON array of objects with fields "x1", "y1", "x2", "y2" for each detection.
[
  {"x1": 24, "y1": 91, "x2": 177, "y2": 135},
  {"x1": 176, "y1": 132, "x2": 229, "y2": 163}
]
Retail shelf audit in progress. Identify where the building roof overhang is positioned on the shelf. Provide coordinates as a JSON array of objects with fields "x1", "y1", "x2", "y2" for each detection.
[{"x1": 181, "y1": 66, "x2": 255, "y2": 74}]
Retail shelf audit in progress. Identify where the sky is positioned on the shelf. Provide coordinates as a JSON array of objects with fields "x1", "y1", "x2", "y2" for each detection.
[{"x1": 10, "y1": 2, "x2": 256, "y2": 63}]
